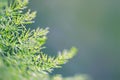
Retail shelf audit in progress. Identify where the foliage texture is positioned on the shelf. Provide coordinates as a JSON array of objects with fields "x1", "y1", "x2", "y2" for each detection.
[{"x1": 0, "y1": 0, "x2": 80, "y2": 80}]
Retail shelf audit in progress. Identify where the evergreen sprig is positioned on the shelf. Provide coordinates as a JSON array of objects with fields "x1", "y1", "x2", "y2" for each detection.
[{"x1": 0, "y1": 0, "x2": 78, "y2": 79}]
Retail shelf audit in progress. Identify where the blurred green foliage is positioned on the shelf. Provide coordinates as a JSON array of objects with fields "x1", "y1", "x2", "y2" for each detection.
[{"x1": 0, "y1": 0, "x2": 91, "y2": 80}]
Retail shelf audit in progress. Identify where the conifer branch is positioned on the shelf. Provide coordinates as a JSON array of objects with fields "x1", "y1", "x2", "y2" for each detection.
[{"x1": 0, "y1": 0, "x2": 78, "y2": 80}]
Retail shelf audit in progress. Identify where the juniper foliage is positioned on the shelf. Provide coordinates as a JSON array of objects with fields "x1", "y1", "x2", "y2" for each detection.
[{"x1": 0, "y1": 0, "x2": 78, "y2": 80}]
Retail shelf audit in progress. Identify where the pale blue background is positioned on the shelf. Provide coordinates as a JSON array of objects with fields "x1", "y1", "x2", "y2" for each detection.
[{"x1": 29, "y1": 0, "x2": 120, "y2": 80}]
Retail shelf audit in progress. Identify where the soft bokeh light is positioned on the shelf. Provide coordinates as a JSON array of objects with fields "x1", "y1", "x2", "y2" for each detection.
[{"x1": 29, "y1": 0, "x2": 120, "y2": 80}]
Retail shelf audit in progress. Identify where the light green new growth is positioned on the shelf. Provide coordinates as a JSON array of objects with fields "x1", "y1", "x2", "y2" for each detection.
[{"x1": 0, "y1": 0, "x2": 77, "y2": 79}]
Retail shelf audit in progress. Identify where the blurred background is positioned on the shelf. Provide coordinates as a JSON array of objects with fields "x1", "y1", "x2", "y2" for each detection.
[{"x1": 28, "y1": 0, "x2": 120, "y2": 80}]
